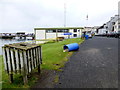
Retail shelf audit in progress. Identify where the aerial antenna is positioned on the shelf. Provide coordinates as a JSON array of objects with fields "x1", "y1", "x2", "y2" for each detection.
[{"x1": 64, "y1": 1, "x2": 66, "y2": 27}]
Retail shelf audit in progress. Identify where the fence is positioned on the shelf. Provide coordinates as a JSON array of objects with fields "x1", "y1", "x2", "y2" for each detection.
[{"x1": 2, "y1": 43, "x2": 42, "y2": 85}]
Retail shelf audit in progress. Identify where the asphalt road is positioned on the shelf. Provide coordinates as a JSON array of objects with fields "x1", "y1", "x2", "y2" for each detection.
[{"x1": 54, "y1": 37, "x2": 118, "y2": 88}]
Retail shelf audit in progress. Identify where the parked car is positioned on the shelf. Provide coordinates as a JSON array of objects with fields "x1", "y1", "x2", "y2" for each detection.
[
  {"x1": 107, "y1": 32, "x2": 116, "y2": 37},
  {"x1": 115, "y1": 31, "x2": 120, "y2": 38}
]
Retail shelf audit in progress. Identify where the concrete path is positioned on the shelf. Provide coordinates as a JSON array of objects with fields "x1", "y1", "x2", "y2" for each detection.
[{"x1": 55, "y1": 37, "x2": 118, "y2": 88}]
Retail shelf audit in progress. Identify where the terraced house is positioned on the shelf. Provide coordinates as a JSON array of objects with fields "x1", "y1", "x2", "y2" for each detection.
[{"x1": 34, "y1": 27, "x2": 84, "y2": 40}]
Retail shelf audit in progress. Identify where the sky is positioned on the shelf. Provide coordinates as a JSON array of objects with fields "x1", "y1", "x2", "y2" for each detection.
[{"x1": 0, "y1": 0, "x2": 119, "y2": 33}]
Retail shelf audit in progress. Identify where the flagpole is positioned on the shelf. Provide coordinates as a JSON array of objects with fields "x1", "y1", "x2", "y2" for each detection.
[{"x1": 64, "y1": 1, "x2": 66, "y2": 27}]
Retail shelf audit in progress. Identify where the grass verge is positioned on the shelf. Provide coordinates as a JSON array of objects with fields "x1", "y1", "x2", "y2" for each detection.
[{"x1": 1, "y1": 38, "x2": 84, "y2": 88}]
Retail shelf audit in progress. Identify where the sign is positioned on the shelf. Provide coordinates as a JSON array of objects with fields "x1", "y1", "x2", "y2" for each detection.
[{"x1": 63, "y1": 33, "x2": 72, "y2": 35}]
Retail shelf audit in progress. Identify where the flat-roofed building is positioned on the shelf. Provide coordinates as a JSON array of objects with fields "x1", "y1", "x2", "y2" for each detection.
[{"x1": 34, "y1": 27, "x2": 84, "y2": 40}]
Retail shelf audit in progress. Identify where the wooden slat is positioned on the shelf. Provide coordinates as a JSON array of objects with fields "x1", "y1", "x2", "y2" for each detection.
[
  {"x1": 13, "y1": 48, "x2": 17, "y2": 73},
  {"x1": 37, "y1": 47, "x2": 40, "y2": 65},
  {"x1": 6, "y1": 48, "x2": 12, "y2": 73},
  {"x1": 32, "y1": 49, "x2": 35, "y2": 68},
  {"x1": 19, "y1": 50, "x2": 24, "y2": 73},
  {"x1": 30, "y1": 49, "x2": 34, "y2": 69},
  {"x1": 23, "y1": 51, "x2": 28, "y2": 74},
  {"x1": 2, "y1": 47, "x2": 7, "y2": 71},
  {"x1": 10, "y1": 48, "x2": 15, "y2": 72},
  {"x1": 39, "y1": 46, "x2": 42, "y2": 64},
  {"x1": 27, "y1": 50, "x2": 31, "y2": 73},
  {"x1": 18, "y1": 50, "x2": 21, "y2": 74},
  {"x1": 26, "y1": 50, "x2": 29, "y2": 74},
  {"x1": 33, "y1": 48, "x2": 36, "y2": 67},
  {"x1": 15, "y1": 49, "x2": 19, "y2": 73},
  {"x1": 35, "y1": 47, "x2": 38, "y2": 66},
  {"x1": 9, "y1": 48, "x2": 13, "y2": 73}
]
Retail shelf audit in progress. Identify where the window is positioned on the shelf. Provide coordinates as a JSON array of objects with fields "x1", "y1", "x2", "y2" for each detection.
[
  {"x1": 106, "y1": 26, "x2": 108, "y2": 29},
  {"x1": 119, "y1": 25, "x2": 120, "y2": 29},
  {"x1": 46, "y1": 29, "x2": 69, "y2": 33},
  {"x1": 57, "y1": 29, "x2": 63, "y2": 32},
  {"x1": 74, "y1": 29, "x2": 77, "y2": 32},
  {"x1": 112, "y1": 22, "x2": 115, "y2": 25},
  {"x1": 64, "y1": 29, "x2": 69, "y2": 32},
  {"x1": 46, "y1": 30, "x2": 56, "y2": 33},
  {"x1": 73, "y1": 34, "x2": 77, "y2": 37},
  {"x1": 57, "y1": 29, "x2": 69, "y2": 33}
]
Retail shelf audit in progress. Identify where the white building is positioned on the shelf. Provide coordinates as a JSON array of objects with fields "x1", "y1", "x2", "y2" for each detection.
[
  {"x1": 97, "y1": 15, "x2": 119, "y2": 35},
  {"x1": 92, "y1": 26, "x2": 100, "y2": 35},
  {"x1": 114, "y1": 18, "x2": 120, "y2": 32},
  {"x1": 97, "y1": 24, "x2": 107, "y2": 35},
  {"x1": 34, "y1": 27, "x2": 83, "y2": 40},
  {"x1": 83, "y1": 27, "x2": 93, "y2": 32}
]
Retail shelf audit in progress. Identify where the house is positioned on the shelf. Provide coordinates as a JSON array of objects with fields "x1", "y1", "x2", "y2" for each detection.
[
  {"x1": 114, "y1": 18, "x2": 120, "y2": 32},
  {"x1": 97, "y1": 15, "x2": 119, "y2": 35},
  {"x1": 106, "y1": 15, "x2": 119, "y2": 33},
  {"x1": 83, "y1": 27, "x2": 93, "y2": 32},
  {"x1": 34, "y1": 27, "x2": 84, "y2": 40},
  {"x1": 92, "y1": 26, "x2": 100, "y2": 35},
  {"x1": 97, "y1": 24, "x2": 107, "y2": 35}
]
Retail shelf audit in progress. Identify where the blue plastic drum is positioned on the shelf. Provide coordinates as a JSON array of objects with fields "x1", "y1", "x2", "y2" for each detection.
[
  {"x1": 85, "y1": 35, "x2": 89, "y2": 40},
  {"x1": 63, "y1": 43, "x2": 79, "y2": 52}
]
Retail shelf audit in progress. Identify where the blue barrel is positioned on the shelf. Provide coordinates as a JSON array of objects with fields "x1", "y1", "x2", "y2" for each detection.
[
  {"x1": 63, "y1": 43, "x2": 79, "y2": 51},
  {"x1": 85, "y1": 35, "x2": 89, "y2": 40}
]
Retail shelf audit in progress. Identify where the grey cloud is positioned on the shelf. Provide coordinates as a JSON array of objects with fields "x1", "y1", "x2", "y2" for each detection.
[{"x1": 0, "y1": 0, "x2": 119, "y2": 33}]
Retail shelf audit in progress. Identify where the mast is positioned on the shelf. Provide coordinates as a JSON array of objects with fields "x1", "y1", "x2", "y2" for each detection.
[{"x1": 64, "y1": 1, "x2": 66, "y2": 27}]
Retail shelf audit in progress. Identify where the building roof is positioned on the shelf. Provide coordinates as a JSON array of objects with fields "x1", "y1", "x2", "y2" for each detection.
[{"x1": 34, "y1": 27, "x2": 84, "y2": 30}]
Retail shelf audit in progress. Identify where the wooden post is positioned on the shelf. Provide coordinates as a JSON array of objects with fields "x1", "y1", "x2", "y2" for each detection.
[
  {"x1": 9, "y1": 74, "x2": 13, "y2": 83},
  {"x1": 38, "y1": 64, "x2": 40, "y2": 74},
  {"x1": 23, "y1": 74, "x2": 28, "y2": 85}
]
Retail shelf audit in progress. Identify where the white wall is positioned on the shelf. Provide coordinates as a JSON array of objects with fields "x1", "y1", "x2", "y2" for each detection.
[
  {"x1": 98, "y1": 29, "x2": 106, "y2": 34},
  {"x1": 69, "y1": 29, "x2": 82, "y2": 38},
  {"x1": 114, "y1": 20, "x2": 119, "y2": 32},
  {"x1": 35, "y1": 30, "x2": 45, "y2": 40},
  {"x1": 35, "y1": 29, "x2": 82, "y2": 40},
  {"x1": 57, "y1": 33, "x2": 68, "y2": 38},
  {"x1": 46, "y1": 33, "x2": 56, "y2": 39}
]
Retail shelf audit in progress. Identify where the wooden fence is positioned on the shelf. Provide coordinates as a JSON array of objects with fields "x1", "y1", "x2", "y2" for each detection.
[{"x1": 2, "y1": 43, "x2": 42, "y2": 85}]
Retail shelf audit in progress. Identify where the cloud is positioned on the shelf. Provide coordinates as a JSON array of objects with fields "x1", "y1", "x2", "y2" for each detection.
[{"x1": 0, "y1": 0, "x2": 119, "y2": 33}]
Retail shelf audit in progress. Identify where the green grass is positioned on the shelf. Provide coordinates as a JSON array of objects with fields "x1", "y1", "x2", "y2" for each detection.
[
  {"x1": 1, "y1": 38, "x2": 84, "y2": 88},
  {"x1": 0, "y1": 55, "x2": 2, "y2": 90},
  {"x1": 41, "y1": 38, "x2": 84, "y2": 70}
]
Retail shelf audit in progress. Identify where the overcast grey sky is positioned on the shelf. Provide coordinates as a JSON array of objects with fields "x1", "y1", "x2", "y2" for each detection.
[{"x1": 0, "y1": 0, "x2": 119, "y2": 33}]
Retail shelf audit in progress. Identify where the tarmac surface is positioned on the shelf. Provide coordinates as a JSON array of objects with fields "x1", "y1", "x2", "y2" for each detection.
[{"x1": 54, "y1": 37, "x2": 118, "y2": 88}]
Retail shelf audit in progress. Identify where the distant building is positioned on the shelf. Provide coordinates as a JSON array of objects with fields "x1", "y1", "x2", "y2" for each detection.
[
  {"x1": 97, "y1": 15, "x2": 119, "y2": 35},
  {"x1": 83, "y1": 27, "x2": 99, "y2": 35},
  {"x1": 34, "y1": 27, "x2": 84, "y2": 40},
  {"x1": 114, "y1": 18, "x2": 120, "y2": 32},
  {"x1": 97, "y1": 24, "x2": 107, "y2": 35},
  {"x1": 83, "y1": 27, "x2": 93, "y2": 32},
  {"x1": 16, "y1": 32, "x2": 25, "y2": 36},
  {"x1": 92, "y1": 26, "x2": 100, "y2": 35}
]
